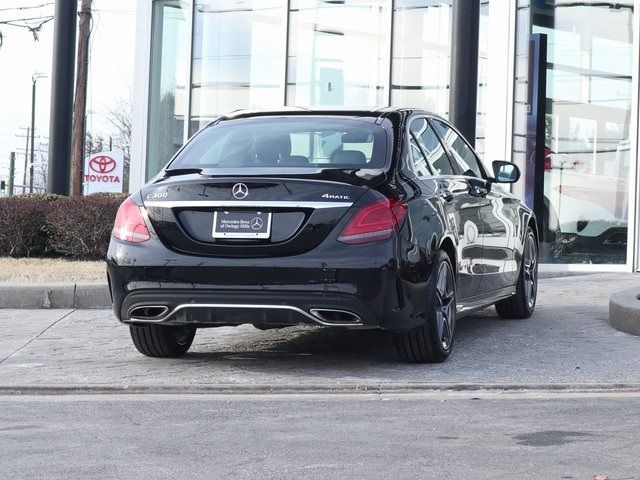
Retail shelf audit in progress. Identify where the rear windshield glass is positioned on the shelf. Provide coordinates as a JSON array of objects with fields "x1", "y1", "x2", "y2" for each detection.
[{"x1": 168, "y1": 116, "x2": 388, "y2": 170}]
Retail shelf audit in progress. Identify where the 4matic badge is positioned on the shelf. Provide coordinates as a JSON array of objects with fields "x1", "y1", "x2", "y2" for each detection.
[{"x1": 322, "y1": 193, "x2": 350, "y2": 200}]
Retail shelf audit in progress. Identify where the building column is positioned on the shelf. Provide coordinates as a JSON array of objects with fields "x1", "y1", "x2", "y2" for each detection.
[
  {"x1": 130, "y1": 0, "x2": 154, "y2": 192},
  {"x1": 449, "y1": 0, "x2": 480, "y2": 146}
]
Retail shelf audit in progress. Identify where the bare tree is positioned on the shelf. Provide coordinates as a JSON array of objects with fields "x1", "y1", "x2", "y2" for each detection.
[
  {"x1": 105, "y1": 96, "x2": 132, "y2": 191},
  {"x1": 33, "y1": 141, "x2": 49, "y2": 190}
]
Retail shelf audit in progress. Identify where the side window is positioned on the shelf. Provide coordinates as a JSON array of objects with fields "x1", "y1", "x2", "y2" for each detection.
[
  {"x1": 409, "y1": 118, "x2": 455, "y2": 175},
  {"x1": 409, "y1": 138, "x2": 431, "y2": 177},
  {"x1": 432, "y1": 120, "x2": 484, "y2": 178}
]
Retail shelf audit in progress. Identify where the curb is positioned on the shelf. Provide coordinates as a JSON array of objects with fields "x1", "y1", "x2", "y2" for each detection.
[
  {"x1": 1, "y1": 382, "x2": 640, "y2": 396},
  {"x1": 0, "y1": 283, "x2": 111, "y2": 309},
  {"x1": 609, "y1": 288, "x2": 640, "y2": 336}
]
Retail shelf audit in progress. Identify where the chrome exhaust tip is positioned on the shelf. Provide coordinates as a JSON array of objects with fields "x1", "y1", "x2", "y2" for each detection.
[
  {"x1": 309, "y1": 308, "x2": 362, "y2": 326},
  {"x1": 128, "y1": 305, "x2": 170, "y2": 321}
]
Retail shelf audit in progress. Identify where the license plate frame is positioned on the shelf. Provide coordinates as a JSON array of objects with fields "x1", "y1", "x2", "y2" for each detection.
[{"x1": 212, "y1": 210, "x2": 272, "y2": 239}]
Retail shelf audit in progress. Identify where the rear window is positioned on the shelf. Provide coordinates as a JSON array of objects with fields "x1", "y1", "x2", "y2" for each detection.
[{"x1": 168, "y1": 116, "x2": 388, "y2": 170}]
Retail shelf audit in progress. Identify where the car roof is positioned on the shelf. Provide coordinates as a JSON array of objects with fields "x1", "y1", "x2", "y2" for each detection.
[{"x1": 212, "y1": 106, "x2": 444, "y2": 124}]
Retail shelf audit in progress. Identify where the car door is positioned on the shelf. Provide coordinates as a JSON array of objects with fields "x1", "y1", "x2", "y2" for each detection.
[
  {"x1": 431, "y1": 119, "x2": 519, "y2": 294},
  {"x1": 407, "y1": 117, "x2": 483, "y2": 300}
]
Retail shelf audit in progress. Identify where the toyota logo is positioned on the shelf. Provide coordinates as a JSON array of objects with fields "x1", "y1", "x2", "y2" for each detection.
[
  {"x1": 250, "y1": 217, "x2": 263, "y2": 230},
  {"x1": 232, "y1": 183, "x2": 249, "y2": 199},
  {"x1": 89, "y1": 155, "x2": 117, "y2": 174}
]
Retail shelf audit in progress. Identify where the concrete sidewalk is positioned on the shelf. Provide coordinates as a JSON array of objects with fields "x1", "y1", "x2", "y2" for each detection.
[
  {"x1": 0, "y1": 273, "x2": 639, "y2": 391},
  {"x1": 0, "y1": 282, "x2": 111, "y2": 309}
]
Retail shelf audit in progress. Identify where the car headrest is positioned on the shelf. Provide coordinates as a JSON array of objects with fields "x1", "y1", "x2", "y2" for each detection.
[
  {"x1": 253, "y1": 134, "x2": 292, "y2": 165},
  {"x1": 332, "y1": 150, "x2": 367, "y2": 165}
]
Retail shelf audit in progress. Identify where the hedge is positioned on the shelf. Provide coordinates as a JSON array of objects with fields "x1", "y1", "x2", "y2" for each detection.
[{"x1": 0, "y1": 193, "x2": 128, "y2": 259}]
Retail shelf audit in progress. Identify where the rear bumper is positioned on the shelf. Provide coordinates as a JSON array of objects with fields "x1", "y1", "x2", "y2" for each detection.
[
  {"x1": 107, "y1": 235, "x2": 434, "y2": 332},
  {"x1": 117, "y1": 289, "x2": 377, "y2": 328}
]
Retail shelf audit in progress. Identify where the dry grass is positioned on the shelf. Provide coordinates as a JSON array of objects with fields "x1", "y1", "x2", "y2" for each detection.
[{"x1": 0, "y1": 258, "x2": 106, "y2": 283}]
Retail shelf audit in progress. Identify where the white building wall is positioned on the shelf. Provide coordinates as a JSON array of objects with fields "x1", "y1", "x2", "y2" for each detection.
[
  {"x1": 484, "y1": 0, "x2": 516, "y2": 172},
  {"x1": 130, "y1": 0, "x2": 153, "y2": 192}
]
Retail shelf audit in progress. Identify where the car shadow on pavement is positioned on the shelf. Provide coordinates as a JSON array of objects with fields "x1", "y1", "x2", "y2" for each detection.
[{"x1": 182, "y1": 307, "x2": 505, "y2": 366}]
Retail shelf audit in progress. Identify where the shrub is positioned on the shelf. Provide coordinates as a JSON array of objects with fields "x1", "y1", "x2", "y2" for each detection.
[
  {"x1": 45, "y1": 194, "x2": 127, "y2": 259},
  {"x1": 0, "y1": 196, "x2": 53, "y2": 257},
  {"x1": 0, "y1": 193, "x2": 127, "y2": 259}
]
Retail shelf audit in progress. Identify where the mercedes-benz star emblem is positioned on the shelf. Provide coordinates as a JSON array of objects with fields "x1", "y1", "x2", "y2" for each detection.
[
  {"x1": 251, "y1": 217, "x2": 264, "y2": 230},
  {"x1": 232, "y1": 183, "x2": 249, "y2": 199}
]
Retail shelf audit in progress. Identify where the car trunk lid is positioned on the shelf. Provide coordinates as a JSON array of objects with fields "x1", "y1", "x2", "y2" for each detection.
[{"x1": 142, "y1": 172, "x2": 380, "y2": 257}]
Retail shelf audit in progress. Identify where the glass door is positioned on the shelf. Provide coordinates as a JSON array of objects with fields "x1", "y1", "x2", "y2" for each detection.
[{"x1": 531, "y1": 1, "x2": 635, "y2": 265}]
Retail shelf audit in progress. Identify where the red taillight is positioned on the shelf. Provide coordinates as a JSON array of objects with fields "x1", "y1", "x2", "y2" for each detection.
[
  {"x1": 112, "y1": 198, "x2": 151, "y2": 243},
  {"x1": 337, "y1": 198, "x2": 408, "y2": 245}
]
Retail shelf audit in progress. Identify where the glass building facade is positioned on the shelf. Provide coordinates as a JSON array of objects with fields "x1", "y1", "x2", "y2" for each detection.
[
  {"x1": 134, "y1": 0, "x2": 640, "y2": 270},
  {"x1": 143, "y1": 0, "x2": 491, "y2": 179},
  {"x1": 513, "y1": 0, "x2": 636, "y2": 266}
]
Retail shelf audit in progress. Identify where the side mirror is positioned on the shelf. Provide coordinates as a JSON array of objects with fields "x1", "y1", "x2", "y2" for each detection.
[{"x1": 491, "y1": 160, "x2": 520, "y2": 183}]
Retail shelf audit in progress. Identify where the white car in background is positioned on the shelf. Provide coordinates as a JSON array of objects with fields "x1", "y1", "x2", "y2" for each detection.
[{"x1": 543, "y1": 141, "x2": 628, "y2": 253}]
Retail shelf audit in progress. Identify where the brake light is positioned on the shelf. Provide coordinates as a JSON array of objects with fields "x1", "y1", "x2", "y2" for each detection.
[
  {"x1": 337, "y1": 198, "x2": 407, "y2": 244},
  {"x1": 112, "y1": 198, "x2": 151, "y2": 243}
]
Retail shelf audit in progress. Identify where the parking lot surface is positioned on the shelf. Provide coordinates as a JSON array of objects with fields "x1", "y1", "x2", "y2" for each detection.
[{"x1": 1, "y1": 273, "x2": 639, "y2": 389}]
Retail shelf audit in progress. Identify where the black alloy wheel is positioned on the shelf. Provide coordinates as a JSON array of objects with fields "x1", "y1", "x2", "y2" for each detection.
[
  {"x1": 395, "y1": 249, "x2": 456, "y2": 363},
  {"x1": 495, "y1": 227, "x2": 538, "y2": 319}
]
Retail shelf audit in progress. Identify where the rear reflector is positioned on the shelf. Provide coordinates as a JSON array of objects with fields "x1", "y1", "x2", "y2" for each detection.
[
  {"x1": 112, "y1": 198, "x2": 151, "y2": 243},
  {"x1": 337, "y1": 198, "x2": 407, "y2": 244}
]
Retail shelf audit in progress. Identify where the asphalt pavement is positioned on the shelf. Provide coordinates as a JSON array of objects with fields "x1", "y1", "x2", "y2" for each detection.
[
  {"x1": 1, "y1": 391, "x2": 639, "y2": 479},
  {"x1": 2, "y1": 273, "x2": 640, "y2": 479}
]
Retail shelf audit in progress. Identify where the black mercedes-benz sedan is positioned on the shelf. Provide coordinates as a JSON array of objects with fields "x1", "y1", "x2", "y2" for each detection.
[{"x1": 107, "y1": 108, "x2": 538, "y2": 363}]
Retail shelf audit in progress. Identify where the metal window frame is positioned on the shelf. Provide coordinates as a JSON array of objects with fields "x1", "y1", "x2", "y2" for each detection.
[
  {"x1": 183, "y1": 0, "x2": 195, "y2": 143},
  {"x1": 631, "y1": 0, "x2": 640, "y2": 272}
]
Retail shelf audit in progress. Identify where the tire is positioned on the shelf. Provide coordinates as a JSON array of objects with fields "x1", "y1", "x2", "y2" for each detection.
[
  {"x1": 394, "y1": 250, "x2": 456, "y2": 363},
  {"x1": 495, "y1": 227, "x2": 538, "y2": 319},
  {"x1": 129, "y1": 324, "x2": 196, "y2": 358}
]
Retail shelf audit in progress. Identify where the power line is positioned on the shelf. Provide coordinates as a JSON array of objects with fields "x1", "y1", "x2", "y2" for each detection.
[
  {"x1": 0, "y1": 15, "x2": 53, "y2": 23},
  {"x1": 0, "y1": 3, "x2": 54, "y2": 13},
  {"x1": 0, "y1": 15, "x2": 53, "y2": 41}
]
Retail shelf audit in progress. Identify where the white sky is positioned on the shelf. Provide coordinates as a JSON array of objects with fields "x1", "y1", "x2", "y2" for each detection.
[{"x1": 0, "y1": 0, "x2": 136, "y2": 185}]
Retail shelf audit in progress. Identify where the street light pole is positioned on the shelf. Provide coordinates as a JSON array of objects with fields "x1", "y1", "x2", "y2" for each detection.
[{"x1": 29, "y1": 73, "x2": 47, "y2": 194}]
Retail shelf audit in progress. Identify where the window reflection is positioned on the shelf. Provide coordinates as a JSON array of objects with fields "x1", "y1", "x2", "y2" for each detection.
[
  {"x1": 147, "y1": 1, "x2": 190, "y2": 180},
  {"x1": 391, "y1": 1, "x2": 452, "y2": 114},
  {"x1": 287, "y1": 0, "x2": 390, "y2": 106},
  {"x1": 190, "y1": 0, "x2": 285, "y2": 134},
  {"x1": 391, "y1": 1, "x2": 490, "y2": 152},
  {"x1": 515, "y1": 0, "x2": 634, "y2": 264}
]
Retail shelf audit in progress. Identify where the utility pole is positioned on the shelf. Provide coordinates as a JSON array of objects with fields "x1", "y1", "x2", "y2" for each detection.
[
  {"x1": 70, "y1": 0, "x2": 92, "y2": 197},
  {"x1": 8, "y1": 152, "x2": 15, "y2": 196},
  {"x1": 47, "y1": 0, "x2": 78, "y2": 196}
]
